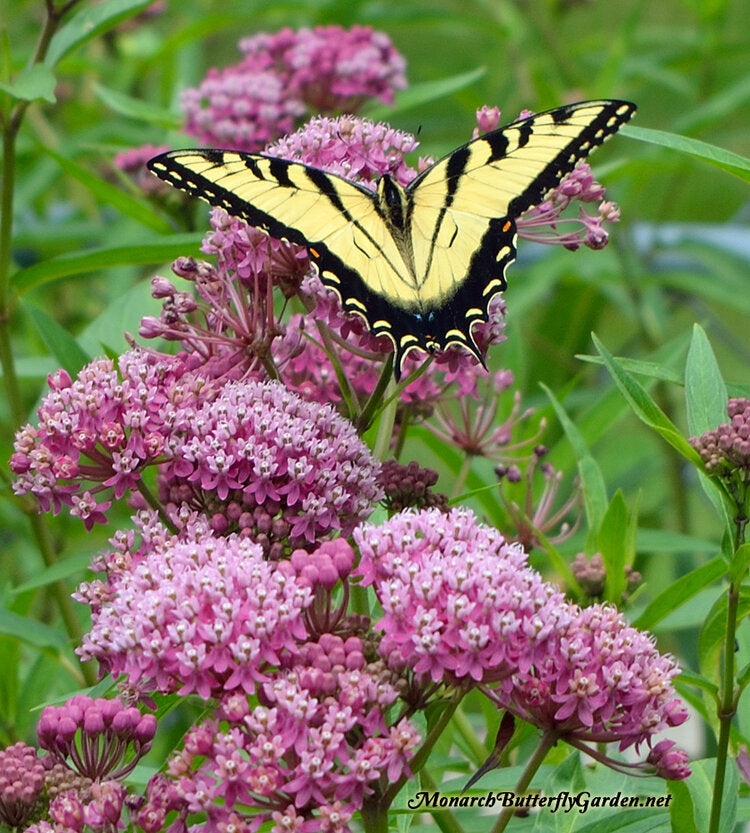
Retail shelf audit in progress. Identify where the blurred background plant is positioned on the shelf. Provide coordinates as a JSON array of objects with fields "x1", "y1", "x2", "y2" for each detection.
[{"x1": 2, "y1": 0, "x2": 750, "y2": 831}]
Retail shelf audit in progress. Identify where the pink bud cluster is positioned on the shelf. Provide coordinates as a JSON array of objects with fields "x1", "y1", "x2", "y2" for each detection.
[
  {"x1": 37, "y1": 695, "x2": 156, "y2": 781},
  {"x1": 354, "y1": 507, "x2": 690, "y2": 778},
  {"x1": 0, "y1": 742, "x2": 45, "y2": 828},
  {"x1": 138, "y1": 635, "x2": 420, "y2": 833},
  {"x1": 181, "y1": 26, "x2": 407, "y2": 152},
  {"x1": 690, "y1": 397, "x2": 750, "y2": 474},
  {"x1": 75, "y1": 514, "x2": 315, "y2": 698}
]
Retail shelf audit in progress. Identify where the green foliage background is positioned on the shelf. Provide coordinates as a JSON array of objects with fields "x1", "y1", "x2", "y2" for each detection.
[{"x1": 2, "y1": 0, "x2": 750, "y2": 831}]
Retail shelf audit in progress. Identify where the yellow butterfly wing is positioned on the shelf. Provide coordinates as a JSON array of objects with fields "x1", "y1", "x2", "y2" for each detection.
[
  {"x1": 148, "y1": 100, "x2": 636, "y2": 375},
  {"x1": 147, "y1": 150, "x2": 420, "y2": 346},
  {"x1": 405, "y1": 100, "x2": 636, "y2": 359}
]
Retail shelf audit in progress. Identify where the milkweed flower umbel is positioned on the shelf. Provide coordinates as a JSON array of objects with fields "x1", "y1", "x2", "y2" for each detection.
[
  {"x1": 138, "y1": 642, "x2": 420, "y2": 833},
  {"x1": 353, "y1": 507, "x2": 690, "y2": 778},
  {"x1": 354, "y1": 507, "x2": 567, "y2": 685},
  {"x1": 181, "y1": 25, "x2": 407, "y2": 152},
  {"x1": 75, "y1": 513, "x2": 315, "y2": 698},
  {"x1": 11, "y1": 357, "x2": 382, "y2": 545}
]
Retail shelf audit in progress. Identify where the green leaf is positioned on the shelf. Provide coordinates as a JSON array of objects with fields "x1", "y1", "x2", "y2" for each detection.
[
  {"x1": 685, "y1": 324, "x2": 728, "y2": 436},
  {"x1": 577, "y1": 353, "x2": 683, "y2": 386},
  {"x1": 41, "y1": 145, "x2": 173, "y2": 234},
  {"x1": 676, "y1": 669, "x2": 719, "y2": 699},
  {"x1": 44, "y1": 0, "x2": 158, "y2": 68},
  {"x1": 12, "y1": 233, "x2": 202, "y2": 293},
  {"x1": 729, "y1": 542, "x2": 750, "y2": 583},
  {"x1": 541, "y1": 383, "x2": 608, "y2": 539},
  {"x1": 22, "y1": 300, "x2": 91, "y2": 375},
  {"x1": 0, "y1": 64, "x2": 56, "y2": 103},
  {"x1": 94, "y1": 83, "x2": 182, "y2": 129},
  {"x1": 0, "y1": 609, "x2": 67, "y2": 654},
  {"x1": 598, "y1": 491, "x2": 628, "y2": 603},
  {"x1": 10, "y1": 552, "x2": 95, "y2": 596},
  {"x1": 683, "y1": 325, "x2": 734, "y2": 534},
  {"x1": 575, "y1": 810, "x2": 670, "y2": 833},
  {"x1": 698, "y1": 593, "x2": 730, "y2": 683},
  {"x1": 365, "y1": 67, "x2": 487, "y2": 121},
  {"x1": 670, "y1": 759, "x2": 738, "y2": 833},
  {"x1": 592, "y1": 333, "x2": 703, "y2": 465},
  {"x1": 623, "y1": 124, "x2": 750, "y2": 183},
  {"x1": 634, "y1": 556, "x2": 727, "y2": 631}
]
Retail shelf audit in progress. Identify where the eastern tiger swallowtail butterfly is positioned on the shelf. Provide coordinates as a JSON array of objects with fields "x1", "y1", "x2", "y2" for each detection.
[{"x1": 148, "y1": 99, "x2": 636, "y2": 377}]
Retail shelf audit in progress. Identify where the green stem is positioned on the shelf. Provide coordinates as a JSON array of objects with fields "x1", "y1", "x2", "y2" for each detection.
[
  {"x1": 489, "y1": 730, "x2": 558, "y2": 833},
  {"x1": 1, "y1": 0, "x2": 92, "y2": 685},
  {"x1": 372, "y1": 376, "x2": 398, "y2": 461},
  {"x1": 708, "y1": 490, "x2": 747, "y2": 833},
  {"x1": 450, "y1": 454, "x2": 473, "y2": 501}
]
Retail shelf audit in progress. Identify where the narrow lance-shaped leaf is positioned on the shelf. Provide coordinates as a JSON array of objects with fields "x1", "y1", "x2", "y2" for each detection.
[
  {"x1": 592, "y1": 333, "x2": 703, "y2": 465},
  {"x1": 12, "y1": 234, "x2": 202, "y2": 294},
  {"x1": 683, "y1": 324, "x2": 734, "y2": 537},
  {"x1": 598, "y1": 490, "x2": 628, "y2": 604},
  {"x1": 685, "y1": 324, "x2": 728, "y2": 436},
  {"x1": 634, "y1": 556, "x2": 727, "y2": 631},
  {"x1": 44, "y1": 0, "x2": 157, "y2": 68},
  {"x1": 22, "y1": 300, "x2": 91, "y2": 376},
  {"x1": 0, "y1": 64, "x2": 56, "y2": 103},
  {"x1": 541, "y1": 383, "x2": 607, "y2": 545},
  {"x1": 623, "y1": 124, "x2": 750, "y2": 183},
  {"x1": 41, "y1": 145, "x2": 173, "y2": 234}
]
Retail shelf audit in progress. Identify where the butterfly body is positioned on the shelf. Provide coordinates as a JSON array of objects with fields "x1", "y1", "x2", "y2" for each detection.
[{"x1": 148, "y1": 99, "x2": 636, "y2": 376}]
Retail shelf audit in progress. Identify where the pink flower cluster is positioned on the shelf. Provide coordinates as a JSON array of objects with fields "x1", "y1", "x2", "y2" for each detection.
[
  {"x1": 181, "y1": 26, "x2": 407, "y2": 152},
  {"x1": 266, "y1": 114, "x2": 418, "y2": 189},
  {"x1": 11, "y1": 355, "x2": 382, "y2": 541},
  {"x1": 354, "y1": 507, "x2": 690, "y2": 777},
  {"x1": 496, "y1": 603, "x2": 689, "y2": 756},
  {"x1": 138, "y1": 636, "x2": 420, "y2": 833},
  {"x1": 37, "y1": 694, "x2": 157, "y2": 781},
  {"x1": 158, "y1": 377, "x2": 382, "y2": 545},
  {"x1": 75, "y1": 514, "x2": 314, "y2": 697},
  {"x1": 10, "y1": 351, "x2": 195, "y2": 528},
  {"x1": 354, "y1": 507, "x2": 567, "y2": 684}
]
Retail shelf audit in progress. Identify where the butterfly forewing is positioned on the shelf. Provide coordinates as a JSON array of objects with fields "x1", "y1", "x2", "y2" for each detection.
[
  {"x1": 149, "y1": 149, "x2": 420, "y2": 336},
  {"x1": 403, "y1": 100, "x2": 635, "y2": 357}
]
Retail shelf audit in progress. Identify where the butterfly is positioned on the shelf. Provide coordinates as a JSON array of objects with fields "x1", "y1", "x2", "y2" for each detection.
[{"x1": 148, "y1": 99, "x2": 636, "y2": 377}]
